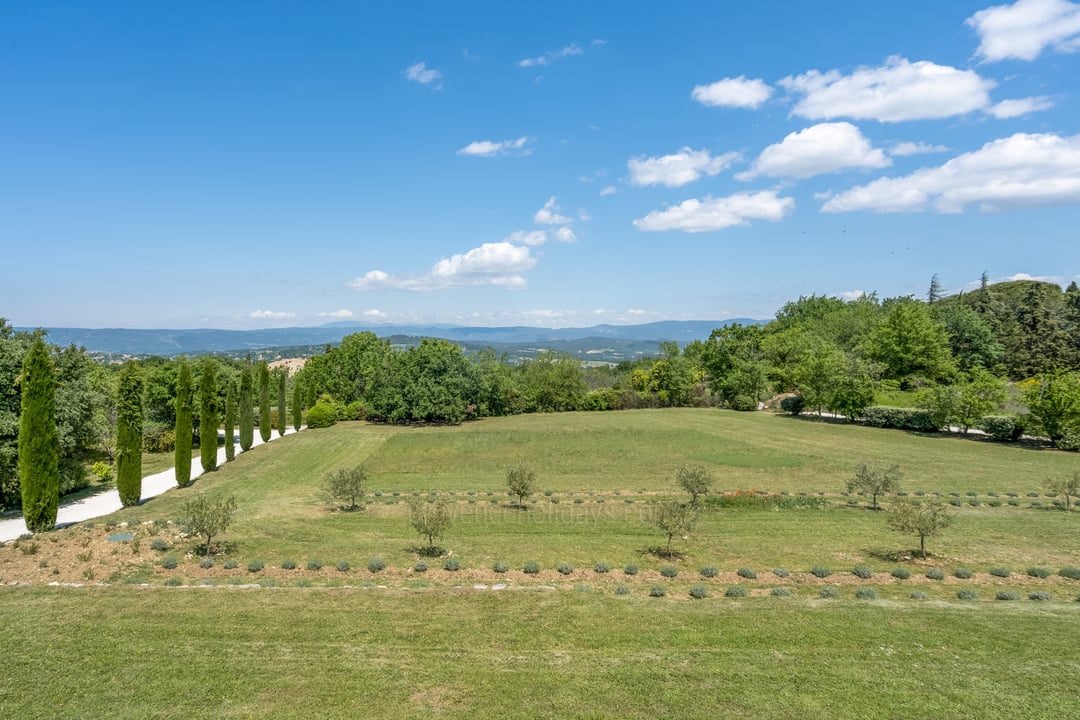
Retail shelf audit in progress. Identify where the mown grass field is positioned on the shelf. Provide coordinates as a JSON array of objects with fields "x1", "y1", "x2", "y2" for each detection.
[{"x1": 1, "y1": 409, "x2": 1078, "y2": 718}]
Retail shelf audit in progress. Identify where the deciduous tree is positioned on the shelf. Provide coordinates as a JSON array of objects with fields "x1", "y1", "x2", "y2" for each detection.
[
  {"x1": 182, "y1": 492, "x2": 237, "y2": 555},
  {"x1": 653, "y1": 500, "x2": 696, "y2": 557},
  {"x1": 886, "y1": 500, "x2": 956, "y2": 558},
  {"x1": 1045, "y1": 472, "x2": 1080, "y2": 511},
  {"x1": 506, "y1": 461, "x2": 537, "y2": 506},
  {"x1": 17, "y1": 337, "x2": 59, "y2": 532},
  {"x1": 407, "y1": 496, "x2": 452, "y2": 551},
  {"x1": 321, "y1": 465, "x2": 366, "y2": 511},
  {"x1": 676, "y1": 464, "x2": 713, "y2": 506},
  {"x1": 847, "y1": 462, "x2": 901, "y2": 510}
]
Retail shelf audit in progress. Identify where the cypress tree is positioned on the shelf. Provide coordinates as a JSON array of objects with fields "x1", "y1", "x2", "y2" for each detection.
[
  {"x1": 199, "y1": 359, "x2": 218, "y2": 473},
  {"x1": 239, "y1": 365, "x2": 254, "y2": 451},
  {"x1": 116, "y1": 361, "x2": 143, "y2": 507},
  {"x1": 277, "y1": 369, "x2": 287, "y2": 437},
  {"x1": 18, "y1": 337, "x2": 59, "y2": 532},
  {"x1": 292, "y1": 378, "x2": 303, "y2": 431},
  {"x1": 258, "y1": 360, "x2": 271, "y2": 442},
  {"x1": 174, "y1": 360, "x2": 193, "y2": 487},
  {"x1": 223, "y1": 378, "x2": 236, "y2": 462}
]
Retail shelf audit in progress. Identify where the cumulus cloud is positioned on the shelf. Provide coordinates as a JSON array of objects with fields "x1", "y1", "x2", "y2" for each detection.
[
  {"x1": 633, "y1": 190, "x2": 794, "y2": 232},
  {"x1": 318, "y1": 309, "x2": 354, "y2": 319},
  {"x1": 249, "y1": 310, "x2": 296, "y2": 320},
  {"x1": 890, "y1": 141, "x2": 951, "y2": 156},
  {"x1": 552, "y1": 226, "x2": 577, "y2": 243},
  {"x1": 456, "y1": 136, "x2": 531, "y2": 157},
  {"x1": 534, "y1": 196, "x2": 572, "y2": 224},
  {"x1": 361, "y1": 309, "x2": 387, "y2": 319},
  {"x1": 779, "y1": 56, "x2": 995, "y2": 122},
  {"x1": 599, "y1": 185, "x2": 618, "y2": 196},
  {"x1": 405, "y1": 62, "x2": 442, "y2": 87},
  {"x1": 518, "y1": 43, "x2": 584, "y2": 67},
  {"x1": 691, "y1": 76, "x2": 774, "y2": 109},
  {"x1": 968, "y1": 0, "x2": 1080, "y2": 61},
  {"x1": 628, "y1": 147, "x2": 741, "y2": 187},
  {"x1": 987, "y1": 95, "x2": 1055, "y2": 117},
  {"x1": 737, "y1": 122, "x2": 890, "y2": 180},
  {"x1": 349, "y1": 242, "x2": 536, "y2": 291},
  {"x1": 822, "y1": 132, "x2": 1080, "y2": 213}
]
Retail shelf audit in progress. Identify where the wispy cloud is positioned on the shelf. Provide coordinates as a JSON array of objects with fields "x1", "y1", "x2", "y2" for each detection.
[
  {"x1": 249, "y1": 310, "x2": 296, "y2": 320},
  {"x1": 534, "y1": 196, "x2": 572, "y2": 224},
  {"x1": 405, "y1": 61, "x2": 443, "y2": 88},
  {"x1": 634, "y1": 190, "x2": 794, "y2": 233},
  {"x1": 456, "y1": 136, "x2": 532, "y2": 157},
  {"x1": 628, "y1": 147, "x2": 740, "y2": 187},
  {"x1": 987, "y1": 95, "x2": 1054, "y2": 118},
  {"x1": 518, "y1": 43, "x2": 584, "y2": 68},
  {"x1": 317, "y1": 309, "x2": 354, "y2": 319},
  {"x1": 890, "y1": 141, "x2": 950, "y2": 157}
]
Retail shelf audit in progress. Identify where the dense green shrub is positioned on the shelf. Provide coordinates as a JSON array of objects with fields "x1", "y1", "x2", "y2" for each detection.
[
  {"x1": 954, "y1": 567, "x2": 974, "y2": 579},
  {"x1": 779, "y1": 395, "x2": 804, "y2": 415},
  {"x1": 689, "y1": 584, "x2": 709, "y2": 599},
  {"x1": 864, "y1": 406, "x2": 938, "y2": 432},
  {"x1": 1026, "y1": 567, "x2": 1051, "y2": 578},
  {"x1": 649, "y1": 585, "x2": 666, "y2": 597},
  {"x1": 161, "y1": 556, "x2": 178, "y2": 569},
  {"x1": 247, "y1": 560, "x2": 264, "y2": 573},
  {"x1": 773, "y1": 567, "x2": 790, "y2": 578},
  {"x1": 995, "y1": 590, "x2": 1019, "y2": 601},
  {"x1": 149, "y1": 538, "x2": 168, "y2": 552},
  {"x1": 593, "y1": 562, "x2": 610, "y2": 574},
  {"x1": 770, "y1": 587, "x2": 793, "y2": 597},
  {"x1": 164, "y1": 577, "x2": 182, "y2": 586},
  {"x1": 142, "y1": 424, "x2": 175, "y2": 453},
  {"x1": 925, "y1": 568, "x2": 945, "y2": 580},
  {"x1": 980, "y1": 415, "x2": 1021, "y2": 441},
  {"x1": 909, "y1": 590, "x2": 928, "y2": 600},
  {"x1": 623, "y1": 564, "x2": 639, "y2": 576},
  {"x1": 281, "y1": 559, "x2": 297, "y2": 570},
  {"x1": 1059, "y1": 567, "x2": 1080, "y2": 580},
  {"x1": 614, "y1": 584, "x2": 631, "y2": 595},
  {"x1": 306, "y1": 559, "x2": 322, "y2": 571},
  {"x1": 660, "y1": 565, "x2": 679, "y2": 578},
  {"x1": 443, "y1": 557, "x2": 460, "y2": 571},
  {"x1": 1029, "y1": 591, "x2": 1052, "y2": 602},
  {"x1": 413, "y1": 560, "x2": 428, "y2": 573},
  {"x1": 699, "y1": 565, "x2": 719, "y2": 578},
  {"x1": 724, "y1": 585, "x2": 748, "y2": 598},
  {"x1": 891, "y1": 567, "x2": 911, "y2": 580},
  {"x1": 989, "y1": 567, "x2": 1011, "y2": 578},
  {"x1": 493, "y1": 562, "x2": 509, "y2": 574},
  {"x1": 223, "y1": 559, "x2": 238, "y2": 570},
  {"x1": 855, "y1": 587, "x2": 877, "y2": 600},
  {"x1": 852, "y1": 565, "x2": 874, "y2": 579},
  {"x1": 957, "y1": 589, "x2": 979, "y2": 600},
  {"x1": 522, "y1": 561, "x2": 540, "y2": 574},
  {"x1": 199, "y1": 558, "x2": 213, "y2": 569},
  {"x1": 820, "y1": 586, "x2": 839, "y2": 599},
  {"x1": 810, "y1": 565, "x2": 832, "y2": 578},
  {"x1": 556, "y1": 561, "x2": 573, "y2": 575},
  {"x1": 366, "y1": 557, "x2": 384, "y2": 573},
  {"x1": 737, "y1": 567, "x2": 757, "y2": 580},
  {"x1": 305, "y1": 400, "x2": 339, "y2": 429}
]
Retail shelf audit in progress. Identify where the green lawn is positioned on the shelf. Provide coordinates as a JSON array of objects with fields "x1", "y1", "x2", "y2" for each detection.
[{"x1": 2, "y1": 409, "x2": 1078, "y2": 718}]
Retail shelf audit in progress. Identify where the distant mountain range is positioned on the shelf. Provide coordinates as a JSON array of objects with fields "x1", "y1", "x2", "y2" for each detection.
[{"x1": 19, "y1": 320, "x2": 758, "y2": 357}]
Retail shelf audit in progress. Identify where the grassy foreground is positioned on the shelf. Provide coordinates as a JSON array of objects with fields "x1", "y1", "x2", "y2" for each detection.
[{"x1": 1, "y1": 586, "x2": 1078, "y2": 719}]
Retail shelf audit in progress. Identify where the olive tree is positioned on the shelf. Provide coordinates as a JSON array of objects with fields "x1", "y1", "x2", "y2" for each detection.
[
  {"x1": 886, "y1": 500, "x2": 956, "y2": 558},
  {"x1": 675, "y1": 464, "x2": 713, "y2": 506},
  {"x1": 321, "y1": 464, "x2": 366, "y2": 511},
  {"x1": 1045, "y1": 471, "x2": 1080, "y2": 511},
  {"x1": 407, "y1": 497, "x2": 452, "y2": 552},
  {"x1": 182, "y1": 492, "x2": 238, "y2": 556},
  {"x1": 653, "y1": 500, "x2": 696, "y2": 558},
  {"x1": 847, "y1": 462, "x2": 901, "y2": 510},
  {"x1": 506, "y1": 461, "x2": 537, "y2": 507}
]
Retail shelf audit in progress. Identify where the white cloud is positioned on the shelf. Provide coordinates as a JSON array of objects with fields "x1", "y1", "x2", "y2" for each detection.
[
  {"x1": 822, "y1": 132, "x2": 1080, "y2": 213},
  {"x1": 249, "y1": 310, "x2": 296, "y2": 320},
  {"x1": 318, "y1": 309, "x2": 354, "y2": 319},
  {"x1": 987, "y1": 95, "x2": 1054, "y2": 117},
  {"x1": 1006, "y1": 272, "x2": 1065, "y2": 283},
  {"x1": 456, "y1": 136, "x2": 531, "y2": 157},
  {"x1": 841, "y1": 290, "x2": 867, "y2": 301},
  {"x1": 628, "y1": 147, "x2": 741, "y2": 187},
  {"x1": 738, "y1": 122, "x2": 890, "y2": 180},
  {"x1": 968, "y1": 0, "x2": 1080, "y2": 62},
  {"x1": 505, "y1": 230, "x2": 550, "y2": 246},
  {"x1": 633, "y1": 190, "x2": 795, "y2": 233},
  {"x1": 361, "y1": 309, "x2": 387, "y2": 319},
  {"x1": 552, "y1": 226, "x2": 577, "y2": 243},
  {"x1": 349, "y1": 242, "x2": 536, "y2": 291},
  {"x1": 405, "y1": 62, "x2": 442, "y2": 87},
  {"x1": 518, "y1": 43, "x2": 584, "y2": 67},
  {"x1": 779, "y1": 56, "x2": 995, "y2": 122},
  {"x1": 890, "y1": 141, "x2": 950, "y2": 156},
  {"x1": 534, "y1": 196, "x2": 572, "y2": 224},
  {"x1": 691, "y1": 76, "x2": 774, "y2": 109},
  {"x1": 599, "y1": 185, "x2": 618, "y2": 196}
]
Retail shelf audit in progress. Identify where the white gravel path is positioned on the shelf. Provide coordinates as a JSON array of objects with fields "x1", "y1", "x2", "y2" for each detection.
[{"x1": 0, "y1": 427, "x2": 299, "y2": 542}]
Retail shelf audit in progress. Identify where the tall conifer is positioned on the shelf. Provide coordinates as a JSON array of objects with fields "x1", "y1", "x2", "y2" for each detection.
[
  {"x1": 239, "y1": 364, "x2": 254, "y2": 451},
  {"x1": 292, "y1": 379, "x2": 303, "y2": 431},
  {"x1": 277, "y1": 370, "x2": 287, "y2": 437},
  {"x1": 223, "y1": 378, "x2": 236, "y2": 462},
  {"x1": 258, "y1": 360, "x2": 271, "y2": 442},
  {"x1": 116, "y1": 361, "x2": 143, "y2": 507},
  {"x1": 18, "y1": 337, "x2": 59, "y2": 532},
  {"x1": 174, "y1": 360, "x2": 193, "y2": 487},
  {"x1": 199, "y1": 359, "x2": 218, "y2": 473}
]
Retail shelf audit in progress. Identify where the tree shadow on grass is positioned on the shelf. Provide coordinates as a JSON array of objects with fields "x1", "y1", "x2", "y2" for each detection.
[
  {"x1": 643, "y1": 546, "x2": 687, "y2": 561},
  {"x1": 406, "y1": 544, "x2": 446, "y2": 558}
]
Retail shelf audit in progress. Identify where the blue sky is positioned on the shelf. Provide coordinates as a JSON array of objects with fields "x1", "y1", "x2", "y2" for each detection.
[{"x1": 3, "y1": 0, "x2": 1080, "y2": 330}]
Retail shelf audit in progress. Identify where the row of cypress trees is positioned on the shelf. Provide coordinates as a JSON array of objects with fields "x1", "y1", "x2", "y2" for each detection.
[{"x1": 19, "y1": 352, "x2": 304, "y2": 531}]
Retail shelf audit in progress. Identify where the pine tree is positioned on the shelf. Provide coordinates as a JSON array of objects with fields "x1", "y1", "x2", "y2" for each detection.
[
  {"x1": 174, "y1": 359, "x2": 193, "y2": 487},
  {"x1": 223, "y1": 379, "x2": 236, "y2": 462},
  {"x1": 928, "y1": 274, "x2": 942, "y2": 304},
  {"x1": 18, "y1": 337, "x2": 59, "y2": 532},
  {"x1": 258, "y1": 360, "x2": 271, "y2": 442},
  {"x1": 292, "y1": 379, "x2": 303, "y2": 431},
  {"x1": 277, "y1": 369, "x2": 287, "y2": 437},
  {"x1": 116, "y1": 361, "x2": 143, "y2": 507},
  {"x1": 199, "y1": 359, "x2": 218, "y2": 473},
  {"x1": 239, "y1": 364, "x2": 254, "y2": 451}
]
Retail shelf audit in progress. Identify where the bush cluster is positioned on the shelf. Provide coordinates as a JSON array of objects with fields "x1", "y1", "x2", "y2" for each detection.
[
  {"x1": 954, "y1": 567, "x2": 974, "y2": 579},
  {"x1": 810, "y1": 565, "x2": 832, "y2": 578},
  {"x1": 852, "y1": 565, "x2": 874, "y2": 579},
  {"x1": 925, "y1": 568, "x2": 945, "y2": 580},
  {"x1": 737, "y1": 567, "x2": 757, "y2": 580},
  {"x1": 660, "y1": 565, "x2": 679, "y2": 578},
  {"x1": 724, "y1": 585, "x2": 748, "y2": 598},
  {"x1": 957, "y1": 589, "x2": 979, "y2": 600},
  {"x1": 699, "y1": 565, "x2": 719, "y2": 578},
  {"x1": 864, "y1": 406, "x2": 938, "y2": 432}
]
